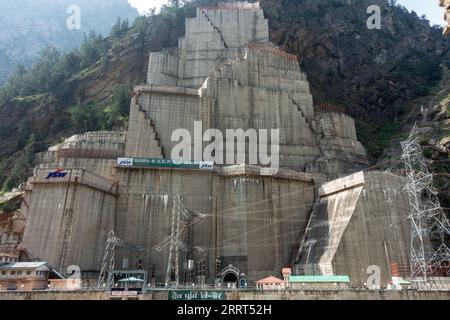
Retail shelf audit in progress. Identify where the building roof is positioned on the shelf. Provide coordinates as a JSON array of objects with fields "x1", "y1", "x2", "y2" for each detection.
[
  {"x1": 255, "y1": 276, "x2": 285, "y2": 284},
  {"x1": 314, "y1": 104, "x2": 347, "y2": 115},
  {"x1": 392, "y1": 277, "x2": 412, "y2": 285},
  {"x1": 0, "y1": 191, "x2": 24, "y2": 205},
  {"x1": 0, "y1": 262, "x2": 48, "y2": 269},
  {"x1": 118, "y1": 277, "x2": 145, "y2": 283},
  {"x1": 289, "y1": 275, "x2": 350, "y2": 283}
]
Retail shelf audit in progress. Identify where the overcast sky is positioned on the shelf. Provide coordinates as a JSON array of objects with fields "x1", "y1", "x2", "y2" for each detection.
[
  {"x1": 127, "y1": 0, "x2": 445, "y2": 26},
  {"x1": 398, "y1": 0, "x2": 444, "y2": 26},
  {"x1": 127, "y1": 0, "x2": 167, "y2": 14}
]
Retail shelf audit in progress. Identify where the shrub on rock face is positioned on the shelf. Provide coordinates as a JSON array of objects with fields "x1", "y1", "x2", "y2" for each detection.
[{"x1": 2, "y1": 135, "x2": 35, "y2": 192}]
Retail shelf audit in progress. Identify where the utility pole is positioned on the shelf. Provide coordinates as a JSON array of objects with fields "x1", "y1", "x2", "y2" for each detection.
[{"x1": 401, "y1": 125, "x2": 450, "y2": 280}]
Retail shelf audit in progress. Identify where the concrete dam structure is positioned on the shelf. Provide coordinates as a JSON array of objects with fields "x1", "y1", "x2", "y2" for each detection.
[
  {"x1": 294, "y1": 171, "x2": 412, "y2": 286},
  {"x1": 15, "y1": 2, "x2": 418, "y2": 287}
]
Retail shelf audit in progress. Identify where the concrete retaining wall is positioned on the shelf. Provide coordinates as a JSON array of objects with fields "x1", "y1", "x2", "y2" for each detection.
[
  {"x1": 21, "y1": 171, "x2": 117, "y2": 275},
  {"x1": 1, "y1": 289, "x2": 449, "y2": 300},
  {"x1": 297, "y1": 171, "x2": 413, "y2": 287},
  {"x1": 114, "y1": 166, "x2": 315, "y2": 284}
]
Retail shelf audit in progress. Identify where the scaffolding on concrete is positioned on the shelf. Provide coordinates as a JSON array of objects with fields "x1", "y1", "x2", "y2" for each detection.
[
  {"x1": 56, "y1": 148, "x2": 122, "y2": 159},
  {"x1": 401, "y1": 125, "x2": 450, "y2": 279}
]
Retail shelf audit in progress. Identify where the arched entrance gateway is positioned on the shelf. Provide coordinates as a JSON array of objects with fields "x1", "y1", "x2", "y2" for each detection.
[
  {"x1": 223, "y1": 272, "x2": 238, "y2": 284},
  {"x1": 221, "y1": 265, "x2": 240, "y2": 288}
]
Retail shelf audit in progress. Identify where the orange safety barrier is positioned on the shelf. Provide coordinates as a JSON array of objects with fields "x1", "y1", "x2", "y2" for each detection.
[
  {"x1": 314, "y1": 103, "x2": 347, "y2": 115},
  {"x1": 246, "y1": 43, "x2": 298, "y2": 62},
  {"x1": 0, "y1": 212, "x2": 13, "y2": 229},
  {"x1": 390, "y1": 261, "x2": 400, "y2": 277}
]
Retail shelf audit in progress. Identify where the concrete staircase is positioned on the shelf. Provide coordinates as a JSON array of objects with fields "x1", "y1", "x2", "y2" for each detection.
[
  {"x1": 200, "y1": 8, "x2": 229, "y2": 49},
  {"x1": 135, "y1": 95, "x2": 165, "y2": 158}
]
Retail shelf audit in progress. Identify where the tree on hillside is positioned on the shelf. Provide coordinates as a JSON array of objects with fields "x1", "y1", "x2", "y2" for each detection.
[{"x1": 2, "y1": 135, "x2": 36, "y2": 192}]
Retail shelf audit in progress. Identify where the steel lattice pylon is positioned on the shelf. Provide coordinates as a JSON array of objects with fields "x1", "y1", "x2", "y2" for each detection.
[
  {"x1": 153, "y1": 194, "x2": 204, "y2": 288},
  {"x1": 97, "y1": 231, "x2": 144, "y2": 289},
  {"x1": 164, "y1": 194, "x2": 184, "y2": 287},
  {"x1": 401, "y1": 125, "x2": 450, "y2": 279}
]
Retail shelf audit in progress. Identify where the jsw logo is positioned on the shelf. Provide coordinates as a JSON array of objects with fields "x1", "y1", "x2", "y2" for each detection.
[
  {"x1": 120, "y1": 160, "x2": 132, "y2": 166},
  {"x1": 117, "y1": 158, "x2": 133, "y2": 166},
  {"x1": 199, "y1": 162, "x2": 214, "y2": 170},
  {"x1": 45, "y1": 169, "x2": 69, "y2": 179}
]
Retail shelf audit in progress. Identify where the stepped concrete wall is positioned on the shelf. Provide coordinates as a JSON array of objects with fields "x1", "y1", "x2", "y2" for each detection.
[
  {"x1": 125, "y1": 100, "x2": 165, "y2": 158},
  {"x1": 114, "y1": 165, "x2": 315, "y2": 284},
  {"x1": 306, "y1": 111, "x2": 368, "y2": 178},
  {"x1": 17, "y1": 2, "x2": 390, "y2": 290},
  {"x1": 137, "y1": 2, "x2": 366, "y2": 176},
  {"x1": 202, "y1": 49, "x2": 318, "y2": 170},
  {"x1": 21, "y1": 169, "x2": 117, "y2": 275},
  {"x1": 128, "y1": 88, "x2": 202, "y2": 161},
  {"x1": 200, "y1": 6, "x2": 269, "y2": 47},
  {"x1": 35, "y1": 132, "x2": 126, "y2": 178},
  {"x1": 296, "y1": 171, "x2": 413, "y2": 287}
]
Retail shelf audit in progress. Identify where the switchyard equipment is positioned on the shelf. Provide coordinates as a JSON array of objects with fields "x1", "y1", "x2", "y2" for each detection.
[{"x1": 97, "y1": 231, "x2": 147, "y2": 291}]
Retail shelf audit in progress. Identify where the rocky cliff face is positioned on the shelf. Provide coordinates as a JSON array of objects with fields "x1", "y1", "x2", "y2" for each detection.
[
  {"x1": 374, "y1": 65, "x2": 450, "y2": 217},
  {"x1": 0, "y1": 0, "x2": 449, "y2": 192},
  {"x1": 419, "y1": 89, "x2": 450, "y2": 215},
  {"x1": 263, "y1": 0, "x2": 449, "y2": 158}
]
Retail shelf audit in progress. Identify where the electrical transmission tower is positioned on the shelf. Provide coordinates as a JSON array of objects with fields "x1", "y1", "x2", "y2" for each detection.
[
  {"x1": 97, "y1": 230, "x2": 144, "y2": 289},
  {"x1": 165, "y1": 194, "x2": 185, "y2": 287},
  {"x1": 154, "y1": 194, "x2": 204, "y2": 288},
  {"x1": 401, "y1": 125, "x2": 450, "y2": 279}
]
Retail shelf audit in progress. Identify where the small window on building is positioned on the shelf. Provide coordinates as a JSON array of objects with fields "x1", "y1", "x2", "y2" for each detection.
[
  {"x1": 17, "y1": 271, "x2": 22, "y2": 275},
  {"x1": 11, "y1": 271, "x2": 16, "y2": 275},
  {"x1": 26, "y1": 271, "x2": 31, "y2": 275},
  {"x1": 1, "y1": 271, "x2": 5, "y2": 275}
]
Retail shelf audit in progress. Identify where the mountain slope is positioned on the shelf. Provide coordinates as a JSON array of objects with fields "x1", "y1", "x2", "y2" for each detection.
[
  {"x1": 0, "y1": 0, "x2": 139, "y2": 85},
  {"x1": 263, "y1": 0, "x2": 449, "y2": 158},
  {"x1": 0, "y1": 0, "x2": 449, "y2": 194}
]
